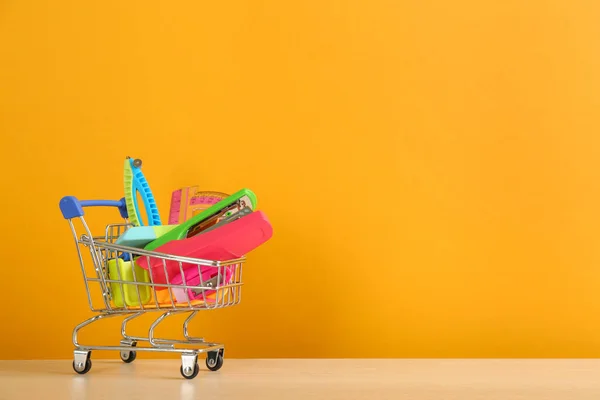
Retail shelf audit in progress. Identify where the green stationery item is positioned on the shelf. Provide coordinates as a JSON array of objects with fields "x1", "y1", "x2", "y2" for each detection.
[
  {"x1": 108, "y1": 258, "x2": 152, "y2": 307},
  {"x1": 143, "y1": 188, "x2": 258, "y2": 251}
]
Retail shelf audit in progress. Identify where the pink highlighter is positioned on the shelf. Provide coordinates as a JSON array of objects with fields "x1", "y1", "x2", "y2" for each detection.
[{"x1": 136, "y1": 211, "x2": 273, "y2": 290}]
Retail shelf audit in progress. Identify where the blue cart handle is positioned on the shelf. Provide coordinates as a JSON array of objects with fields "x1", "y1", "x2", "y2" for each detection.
[{"x1": 60, "y1": 196, "x2": 129, "y2": 219}]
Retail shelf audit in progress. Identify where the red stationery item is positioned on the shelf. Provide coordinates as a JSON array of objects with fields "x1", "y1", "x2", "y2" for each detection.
[{"x1": 136, "y1": 211, "x2": 273, "y2": 287}]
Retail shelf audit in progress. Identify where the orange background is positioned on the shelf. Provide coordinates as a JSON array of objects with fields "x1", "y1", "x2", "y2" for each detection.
[{"x1": 2, "y1": 1, "x2": 600, "y2": 359}]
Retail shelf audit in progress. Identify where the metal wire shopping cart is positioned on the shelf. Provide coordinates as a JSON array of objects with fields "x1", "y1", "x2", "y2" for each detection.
[{"x1": 59, "y1": 197, "x2": 245, "y2": 379}]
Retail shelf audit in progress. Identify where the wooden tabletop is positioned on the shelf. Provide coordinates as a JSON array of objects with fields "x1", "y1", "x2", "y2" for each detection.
[{"x1": 1, "y1": 359, "x2": 599, "y2": 399}]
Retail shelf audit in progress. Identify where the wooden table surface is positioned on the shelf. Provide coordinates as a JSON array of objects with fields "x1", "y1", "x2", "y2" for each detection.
[{"x1": 1, "y1": 359, "x2": 599, "y2": 399}]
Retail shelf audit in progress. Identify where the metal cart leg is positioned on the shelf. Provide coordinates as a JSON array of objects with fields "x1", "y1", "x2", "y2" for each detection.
[
  {"x1": 182, "y1": 311, "x2": 224, "y2": 372},
  {"x1": 121, "y1": 312, "x2": 143, "y2": 342},
  {"x1": 120, "y1": 312, "x2": 142, "y2": 362},
  {"x1": 72, "y1": 312, "x2": 134, "y2": 373},
  {"x1": 183, "y1": 311, "x2": 204, "y2": 342},
  {"x1": 73, "y1": 313, "x2": 124, "y2": 348},
  {"x1": 149, "y1": 311, "x2": 180, "y2": 347}
]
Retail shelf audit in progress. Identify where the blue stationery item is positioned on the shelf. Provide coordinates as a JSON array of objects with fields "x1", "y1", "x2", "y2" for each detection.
[
  {"x1": 116, "y1": 225, "x2": 178, "y2": 248},
  {"x1": 124, "y1": 157, "x2": 161, "y2": 226}
]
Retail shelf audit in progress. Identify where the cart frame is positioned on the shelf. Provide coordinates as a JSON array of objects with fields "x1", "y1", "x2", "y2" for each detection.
[{"x1": 60, "y1": 196, "x2": 246, "y2": 379}]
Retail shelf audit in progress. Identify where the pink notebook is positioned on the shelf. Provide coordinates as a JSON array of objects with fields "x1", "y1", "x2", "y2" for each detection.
[{"x1": 135, "y1": 211, "x2": 273, "y2": 287}]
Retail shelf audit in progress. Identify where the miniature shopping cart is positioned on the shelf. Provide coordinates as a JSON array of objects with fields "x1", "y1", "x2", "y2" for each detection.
[{"x1": 59, "y1": 197, "x2": 245, "y2": 379}]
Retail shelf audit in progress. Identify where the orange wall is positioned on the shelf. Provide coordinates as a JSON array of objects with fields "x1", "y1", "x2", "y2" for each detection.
[{"x1": 2, "y1": 1, "x2": 600, "y2": 359}]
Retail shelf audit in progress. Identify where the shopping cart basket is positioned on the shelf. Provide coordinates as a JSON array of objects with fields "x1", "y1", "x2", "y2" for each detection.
[{"x1": 59, "y1": 196, "x2": 245, "y2": 379}]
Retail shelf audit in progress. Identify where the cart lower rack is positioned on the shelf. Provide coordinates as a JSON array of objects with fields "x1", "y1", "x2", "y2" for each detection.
[{"x1": 60, "y1": 197, "x2": 246, "y2": 379}]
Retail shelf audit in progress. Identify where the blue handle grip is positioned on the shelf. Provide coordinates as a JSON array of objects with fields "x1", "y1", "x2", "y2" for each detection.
[
  {"x1": 60, "y1": 196, "x2": 129, "y2": 219},
  {"x1": 80, "y1": 200, "x2": 123, "y2": 208}
]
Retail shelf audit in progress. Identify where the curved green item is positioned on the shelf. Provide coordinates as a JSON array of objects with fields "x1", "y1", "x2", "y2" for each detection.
[{"x1": 144, "y1": 188, "x2": 257, "y2": 251}]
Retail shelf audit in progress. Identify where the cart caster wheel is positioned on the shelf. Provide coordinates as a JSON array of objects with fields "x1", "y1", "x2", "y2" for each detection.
[
  {"x1": 206, "y1": 352, "x2": 223, "y2": 372},
  {"x1": 120, "y1": 350, "x2": 137, "y2": 363},
  {"x1": 180, "y1": 363, "x2": 200, "y2": 379},
  {"x1": 73, "y1": 359, "x2": 92, "y2": 375}
]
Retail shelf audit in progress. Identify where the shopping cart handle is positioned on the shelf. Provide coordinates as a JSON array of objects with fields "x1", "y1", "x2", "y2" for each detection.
[{"x1": 59, "y1": 196, "x2": 129, "y2": 219}]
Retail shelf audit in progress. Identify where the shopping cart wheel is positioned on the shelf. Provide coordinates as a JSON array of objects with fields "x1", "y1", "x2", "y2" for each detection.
[
  {"x1": 72, "y1": 357, "x2": 92, "y2": 375},
  {"x1": 180, "y1": 363, "x2": 200, "y2": 379},
  {"x1": 72, "y1": 359, "x2": 92, "y2": 375},
  {"x1": 206, "y1": 351, "x2": 224, "y2": 372},
  {"x1": 119, "y1": 340, "x2": 137, "y2": 363},
  {"x1": 73, "y1": 350, "x2": 92, "y2": 375},
  {"x1": 120, "y1": 350, "x2": 137, "y2": 363},
  {"x1": 180, "y1": 353, "x2": 199, "y2": 379}
]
